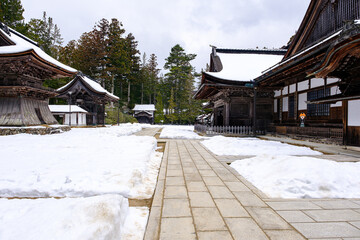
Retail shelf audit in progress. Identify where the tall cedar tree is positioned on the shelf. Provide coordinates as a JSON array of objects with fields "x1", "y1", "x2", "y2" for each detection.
[
  {"x1": 58, "y1": 18, "x2": 144, "y2": 108},
  {"x1": 163, "y1": 44, "x2": 197, "y2": 123}
]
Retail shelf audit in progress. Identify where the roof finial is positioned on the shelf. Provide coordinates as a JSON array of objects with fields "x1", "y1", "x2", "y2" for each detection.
[
  {"x1": 0, "y1": 22, "x2": 11, "y2": 35},
  {"x1": 210, "y1": 45, "x2": 217, "y2": 56}
]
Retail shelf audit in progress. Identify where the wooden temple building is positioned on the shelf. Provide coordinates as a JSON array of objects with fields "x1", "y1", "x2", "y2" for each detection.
[
  {"x1": 133, "y1": 104, "x2": 155, "y2": 124},
  {"x1": 56, "y1": 73, "x2": 119, "y2": 125},
  {"x1": 194, "y1": 48, "x2": 285, "y2": 129},
  {"x1": 0, "y1": 22, "x2": 77, "y2": 126},
  {"x1": 256, "y1": 0, "x2": 360, "y2": 146}
]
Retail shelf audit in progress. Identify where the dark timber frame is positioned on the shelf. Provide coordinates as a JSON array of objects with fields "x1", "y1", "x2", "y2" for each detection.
[
  {"x1": 194, "y1": 48, "x2": 285, "y2": 130},
  {"x1": 256, "y1": 0, "x2": 360, "y2": 146},
  {"x1": 56, "y1": 73, "x2": 118, "y2": 126}
]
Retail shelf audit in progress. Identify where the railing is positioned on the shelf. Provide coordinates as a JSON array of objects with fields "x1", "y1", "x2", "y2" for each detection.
[
  {"x1": 195, "y1": 124, "x2": 265, "y2": 136},
  {"x1": 284, "y1": 126, "x2": 343, "y2": 139}
]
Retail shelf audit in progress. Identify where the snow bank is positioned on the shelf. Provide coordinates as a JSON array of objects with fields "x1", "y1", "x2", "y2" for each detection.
[
  {"x1": 103, "y1": 123, "x2": 143, "y2": 136},
  {"x1": 201, "y1": 136, "x2": 321, "y2": 155},
  {"x1": 230, "y1": 155, "x2": 360, "y2": 198},
  {"x1": 160, "y1": 125, "x2": 203, "y2": 139},
  {"x1": 0, "y1": 195, "x2": 128, "y2": 240},
  {"x1": 122, "y1": 207, "x2": 149, "y2": 240},
  {"x1": 0, "y1": 126, "x2": 159, "y2": 198}
]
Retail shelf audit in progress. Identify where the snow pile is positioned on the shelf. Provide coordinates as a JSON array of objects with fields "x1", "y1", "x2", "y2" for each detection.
[
  {"x1": 101, "y1": 123, "x2": 143, "y2": 136},
  {"x1": 160, "y1": 125, "x2": 203, "y2": 139},
  {"x1": 230, "y1": 155, "x2": 360, "y2": 198},
  {"x1": 201, "y1": 136, "x2": 321, "y2": 155},
  {"x1": 0, "y1": 195, "x2": 128, "y2": 240},
  {"x1": 0, "y1": 127, "x2": 158, "y2": 198},
  {"x1": 122, "y1": 207, "x2": 150, "y2": 240}
]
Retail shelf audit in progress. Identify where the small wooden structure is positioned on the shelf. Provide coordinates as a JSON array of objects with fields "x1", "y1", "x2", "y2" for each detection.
[
  {"x1": 194, "y1": 48, "x2": 285, "y2": 129},
  {"x1": 0, "y1": 22, "x2": 77, "y2": 126},
  {"x1": 49, "y1": 105, "x2": 88, "y2": 126},
  {"x1": 56, "y1": 73, "x2": 119, "y2": 125},
  {"x1": 133, "y1": 104, "x2": 155, "y2": 124},
  {"x1": 256, "y1": 0, "x2": 360, "y2": 146}
]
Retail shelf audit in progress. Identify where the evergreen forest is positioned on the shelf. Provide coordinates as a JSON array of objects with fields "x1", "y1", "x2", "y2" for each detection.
[{"x1": 0, "y1": 0, "x2": 204, "y2": 124}]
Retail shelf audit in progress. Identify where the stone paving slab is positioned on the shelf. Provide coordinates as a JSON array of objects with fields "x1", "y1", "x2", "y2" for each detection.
[
  {"x1": 292, "y1": 222, "x2": 360, "y2": 238},
  {"x1": 144, "y1": 138, "x2": 360, "y2": 239}
]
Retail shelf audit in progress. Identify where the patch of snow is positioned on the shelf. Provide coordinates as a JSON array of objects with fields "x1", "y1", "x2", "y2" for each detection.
[
  {"x1": 49, "y1": 105, "x2": 88, "y2": 113},
  {"x1": 0, "y1": 125, "x2": 160, "y2": 199},
  {"x1": 57, "y1": 75, "x2": 119, "y2": 100},
  {"x1": 201, "y1": 136, "x2": 321, "y2": 155},
  {"x1": 121, "y1": 207, "x2": 149, "y2": 240},
  {"x1": 0, "y1": 194, "x2": 128, "y2": 240},
  {"x1": 81, "y1": 76, "x2": 119, "y2": 100},
  {"x1": 0, "y1": 28, "x2": 77, "y2": 73},
  {"x1": 230, "y1": 155, "x2": 360, "y2": 198},
  {"x1": 207, "y1": 52, "x2": 283, "y2": 81},
  {"x1": 160, "y1": 125, "x2": 203, "y2": 139},
  {"x1": 133, "y1": 104, "x2": 156, "y2": 112}
]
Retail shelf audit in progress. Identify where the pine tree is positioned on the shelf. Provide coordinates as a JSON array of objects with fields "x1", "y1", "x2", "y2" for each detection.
[
  {"x1": 163, "y1": 44, "x2": 197, "y2": 123},
  {"x1": 27, "y1": 12, "x2": 63, "y2": 58}
]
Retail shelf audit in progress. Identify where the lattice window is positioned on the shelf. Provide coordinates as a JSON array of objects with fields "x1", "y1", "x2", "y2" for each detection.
[
  {"x1": 288, "y1": 95, "x2": 295, "y2": 118},
  {"x1": 307, "y1": 88, "x2": 331, "y2": 116}
]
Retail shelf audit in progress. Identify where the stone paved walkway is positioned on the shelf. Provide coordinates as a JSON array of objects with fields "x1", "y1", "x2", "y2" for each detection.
[
  {"x1": 134, "y1": 127, "x2": 161, "y2": 137},
  {"x1": 137, "y1": 129, "x2": 360, "y2": 239},
  {"x1": 145, "y1": 139, "x2": 310, "y2": 239}
]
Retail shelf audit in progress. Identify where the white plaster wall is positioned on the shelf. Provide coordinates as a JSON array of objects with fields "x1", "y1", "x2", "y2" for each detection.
[
  {"x1": 327, "y1": 78, "x2": 340, "y2": 85},
  {"x1": 289, "y1": 84, "x2": 296, "y2": 93},
  {"x1": 282, "y1": 97, "x2": 289, "y2": 112},
  {"x1": 298, "y1": 93, "x2": 307, "y2": 110},
  {"x1": 274, "y1": 99, "x2": 278, "y2": 113},
  {"x1": 311, "y1": 78, "x2": 324, "y2": 88},
  {"x1": 282, "y1": 86, "x2": 288, "y2": 95},
  {"x1": 348, "y1": 100, "x2": 360, "y2": 126},
  {"x1": 274, "y1": 90, "x2": 281, "y2": 97},
  {"x1": 64, "y1": 113, "x2": 86, "y2": 126},
  {"x1": 298, "y1": 80, "x2": 309, "y2": 91},
  {"x1": 331, "y1": 86, "x2": 342, "y2": 107}
]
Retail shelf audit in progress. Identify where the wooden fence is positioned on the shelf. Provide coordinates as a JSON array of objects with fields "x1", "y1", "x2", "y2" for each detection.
[{"x1": 195, "y1": 124, "x2": 265, "y2": 136}]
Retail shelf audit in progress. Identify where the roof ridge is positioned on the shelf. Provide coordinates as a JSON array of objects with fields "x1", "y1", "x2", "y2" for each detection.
[{"x1": 216, "y1": 48, "x2": 287, "y2": 55}]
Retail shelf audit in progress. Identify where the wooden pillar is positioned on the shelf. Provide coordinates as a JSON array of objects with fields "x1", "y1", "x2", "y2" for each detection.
[
  {"x1": 225, "y1": 102, "x2": 230, "y2": 126},
  {"x1": 343, "y1": 100, "x2": 348, "y2": 146},
  {"x1": 253, "y1": 88, "x2": 257, "y2": 135}
]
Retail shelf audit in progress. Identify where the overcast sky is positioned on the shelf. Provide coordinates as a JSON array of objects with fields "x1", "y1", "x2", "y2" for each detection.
[{"x1": 21, "y1": 0, "x2": 311, "y2": 74}]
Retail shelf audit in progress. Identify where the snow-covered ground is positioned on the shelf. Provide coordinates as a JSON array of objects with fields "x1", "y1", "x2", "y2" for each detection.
[
  {"x1": 0, "y1": 124, "x2": 160, "y2": 240},
  {"x1": 0, "y1": 126, "x2": 160, "y2": 199},
  {"x1": 0, "y1": 195, "x2": 127, "y2": 240},
  {"x1": 0, "y1": 195, "x2": 149, "y2": 240},
  {"x1": 201, "y1": 136, "x2": 321, "y2": 155},
  {"x1": 159, "y1": 125, "x2": 203, "y2": 139},
  {"x1": 230, "y1": 155, "x2": 360, "y2": 198}
]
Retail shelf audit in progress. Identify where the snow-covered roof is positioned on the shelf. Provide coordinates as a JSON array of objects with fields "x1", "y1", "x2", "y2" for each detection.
[
  {"x1": 133, "y1": 104, "x2": 156, "y2": 112},
  {"x1": 49, "y1": 105, "x2": 88, "y2": 113},
  {"x1": 206, "y1": 51, "x2": 284, "y2": 82},
  {"x1": 58, "y1": 74, "x2": 119, "y2": 100},
  {"x1": 0, "y1": 26, "x2": 77, "y2": 73}
]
